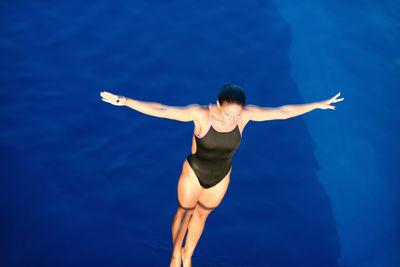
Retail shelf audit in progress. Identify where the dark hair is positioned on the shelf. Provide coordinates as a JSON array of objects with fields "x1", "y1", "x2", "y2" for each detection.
[{"x1": 217, "y1": 84, "x2": 246, "y2": 107}]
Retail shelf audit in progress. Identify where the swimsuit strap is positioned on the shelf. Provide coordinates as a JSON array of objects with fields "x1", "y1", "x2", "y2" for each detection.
[{"x1": 208, "y1": 103, "x2": 240, "y2": 135}]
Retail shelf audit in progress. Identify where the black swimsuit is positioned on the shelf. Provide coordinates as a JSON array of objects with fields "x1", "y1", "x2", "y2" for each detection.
[{"x1": 186, "y1": 103, "x2": 242, "y2": 188}]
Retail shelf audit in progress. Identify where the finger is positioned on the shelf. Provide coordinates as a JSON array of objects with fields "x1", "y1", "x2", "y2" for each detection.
[
  {"x1": 101, "y1": 98, "x2": 115, "y2": 104},
  {"x1": 331, "y1": 92, "x2": 341, "y2": 100},
  {"x1": 103, "y1": 92, "x2": 114, "y2": 98},
  {"x1": 102, "y1": 96, "x2": 112, "y2": 101},
  {"x1": 105, "y1": 96, "x2": 117, "y2": 102},
  {"x1": 332, "y1": 98, "x2": 344, "y2": 103}
]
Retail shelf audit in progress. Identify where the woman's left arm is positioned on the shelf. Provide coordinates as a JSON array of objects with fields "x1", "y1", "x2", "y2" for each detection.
[
  {"x1": 280, "y1": 92, "x2": 344, "y2": 119},
  {"x1": 246, "y1": 92, "x2": 344, "y2": 121}
]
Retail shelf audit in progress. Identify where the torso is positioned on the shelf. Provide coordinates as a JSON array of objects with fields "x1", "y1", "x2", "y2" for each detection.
[
  {"x1": 185, "y1": 103, "x2": 244, "y2": 188},
  {"x1": 191, "y1": 103, "x2": 249, "y2": 154}
]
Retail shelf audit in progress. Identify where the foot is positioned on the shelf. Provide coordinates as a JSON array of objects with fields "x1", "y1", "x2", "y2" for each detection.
[
  {"x1": 181, "y1": 247, "x2": 192, "y2": 267},
  {"x1": 169, "y1": 250, "x2": 182, "y2": 267}
]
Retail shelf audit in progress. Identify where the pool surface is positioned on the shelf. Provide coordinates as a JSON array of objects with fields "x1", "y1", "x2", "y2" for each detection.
[{"x1": 1, "y1": 1, "x2": 399, "y2": 266}]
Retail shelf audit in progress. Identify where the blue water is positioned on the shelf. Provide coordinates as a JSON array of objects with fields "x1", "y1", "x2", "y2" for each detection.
[{"x1": 1, "y1": 1, "x2": 399, "y2": 266}]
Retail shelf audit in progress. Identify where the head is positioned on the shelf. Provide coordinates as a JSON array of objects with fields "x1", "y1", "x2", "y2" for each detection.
[{"x1": 216, "y1": 84, "x2": 246, "y2": 123}]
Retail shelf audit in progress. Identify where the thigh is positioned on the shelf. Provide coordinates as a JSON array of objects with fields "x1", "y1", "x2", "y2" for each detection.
[
  {"x1": 177, "y1": 160, "x2": 204, "y2": 209},
  {"x1": 197, "y1": 167, "x2": 231, "y2": 209}
]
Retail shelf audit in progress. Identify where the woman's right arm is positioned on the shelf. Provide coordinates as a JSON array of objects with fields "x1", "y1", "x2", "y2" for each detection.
[
  {"x1": 125, "y1": 98, "x2": 200, "y2": 122},
  {"x1": 100, "y1": 91, "x2": 200, "y2": 122}
]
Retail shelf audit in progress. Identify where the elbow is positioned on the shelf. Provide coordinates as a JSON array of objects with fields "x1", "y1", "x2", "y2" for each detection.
[
  {"x1": 278, "y1": 107, "x2": 291, "y2": 120},
  {"x1": 157, "y1": 105, "x2": 168, "y2": 118}
]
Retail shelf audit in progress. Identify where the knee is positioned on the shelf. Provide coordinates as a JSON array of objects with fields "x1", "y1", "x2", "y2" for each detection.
[
  {"x1": 175, "y1": 205, "x2": 195, "y2": 220},
  {"x1": 192, "y1": 208, "x2": 213, "y2": 222}
]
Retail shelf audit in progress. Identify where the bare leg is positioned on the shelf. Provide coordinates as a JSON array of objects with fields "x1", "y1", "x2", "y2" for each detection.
[
  {"x1": 170, "y1": 160, "x2": 203, "y2": 267},
  {"x1": 182, "y1": 172, "x2": 231, "y2": 267},
  {"x1": 182, "y1": 202, "x2": 214, "y2": 267},
  {"x1": 169, "y1": 204, "x2": 195, "y2": 267}
]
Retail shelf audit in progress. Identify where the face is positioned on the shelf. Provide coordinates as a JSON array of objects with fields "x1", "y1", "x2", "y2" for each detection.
[{"x1": 217, "y1": 101, "x2": 243, "y2": 123}]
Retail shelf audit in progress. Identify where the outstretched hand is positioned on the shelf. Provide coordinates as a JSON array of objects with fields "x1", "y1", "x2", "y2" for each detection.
[
  {"x1": 319, "y1": 92, "x2": 344, "y2": 110},
  {"x1": 100, "y1": 91, "x2": 127, "y2": 106}
]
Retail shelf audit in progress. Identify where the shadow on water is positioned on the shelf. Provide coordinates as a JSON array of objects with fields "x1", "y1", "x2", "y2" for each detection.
[{"x1": 0, "y1": 0, "x2": 340, "y2": 266}]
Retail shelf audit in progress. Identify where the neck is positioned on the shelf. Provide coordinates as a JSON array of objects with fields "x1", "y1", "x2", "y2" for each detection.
[{"x1": 214, "y1": 105, "x2": 235, "y2": 124}]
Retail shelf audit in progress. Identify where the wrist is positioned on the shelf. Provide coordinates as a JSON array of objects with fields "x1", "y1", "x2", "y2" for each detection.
[
  {"x1": 118, "y1": 96, "x2": 128, "y2": 106},
  {"x1": 314, "y1": 101, "x2": 323, "y2": 109}
]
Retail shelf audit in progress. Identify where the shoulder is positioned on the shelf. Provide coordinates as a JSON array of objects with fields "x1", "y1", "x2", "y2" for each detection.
[
  {"x1": 242, "y1": 104, "x2": 259, "y2": 112},
  {"x1": 184, "y1": 104, "x2": 207, "y2": 114},
  {"x1": 184, "y1": 103, "x2": 209, "y2": 122},
  {"x1": 239, "y1": 105, "x2": 256, "y2": 125}
]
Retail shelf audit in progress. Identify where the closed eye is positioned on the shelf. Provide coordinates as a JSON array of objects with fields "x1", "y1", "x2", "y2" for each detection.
[{"x1": 224, "y1": 113, "x2": 241, "y2": 119}]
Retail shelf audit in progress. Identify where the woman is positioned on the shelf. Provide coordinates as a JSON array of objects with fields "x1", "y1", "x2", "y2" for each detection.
[{"x1": 100, "y1": 84, "x2": 343, "y2": 267}]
